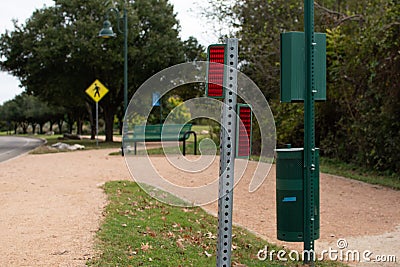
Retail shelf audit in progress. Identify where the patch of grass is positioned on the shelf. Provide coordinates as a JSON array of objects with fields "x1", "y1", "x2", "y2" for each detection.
[
  {"x1": 137, "y1": 144, "x2": 182, "y2": 155},
  {"x1": 30, "y1": 135, "x2": 121, "y2": 154},
  {"x1": 115, "y1": 140, "x2": 208, "y2": 157},
  {"x1": 109, "y1": 151, "x2": 123, "y2": 156},
  {"x1": 30, "y1": 145, "x2": 64, "y2": 154},
  {"x1": 191, "y1": 124, "x2": 210, "y2": 133},
  {"x1": 320, "y1": 157, "x2": 400, "y2": 190},
  {"x1": 126, "y1": 133, "x2": 214, "y2": 156},
  {"x1": 88, "y1": 180, "x2": 347, "y2": 267}
]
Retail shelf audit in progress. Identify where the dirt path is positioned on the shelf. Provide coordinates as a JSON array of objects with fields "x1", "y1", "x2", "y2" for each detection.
[
  {"x1": 0, "y1": 149, "x2": 128, "y2": 266},
  {"x1": 0, "y1": 149, "x2": 398, "y2": 266}
]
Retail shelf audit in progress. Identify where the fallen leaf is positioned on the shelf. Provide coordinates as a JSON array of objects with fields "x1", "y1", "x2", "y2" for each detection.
[
  {"x1": 167, "y1": 231, "x2": 175, "y2": 238},
  {"x1": 204, "y1": 250, "x2": 212, "y2": 257},
  {"x1": 51, "y1": 250, "x2": 69, "y2": 255},
  {"x1": 205, "y1": 232, "x2": 216, "y2": 239},
  {"x1": 141, "y1": 242, "x2": 152, "y2": 252},
  {"x1": 144, "y1": 226, "x2": 157, "y2": 237},
  {"x1": 176, "y1": 239, "x2": 185, "y2": 250},
  {"x1": 232, "y1": 261, "x2": 247, "y2": 267}
]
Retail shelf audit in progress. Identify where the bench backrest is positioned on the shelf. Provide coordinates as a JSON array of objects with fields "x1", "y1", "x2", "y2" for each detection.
[{"x1": 132, "y1": 124, "x2": 192, "y2": 141}]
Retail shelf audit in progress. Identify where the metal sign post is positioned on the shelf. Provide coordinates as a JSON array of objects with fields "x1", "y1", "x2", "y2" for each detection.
[
  {"x1": 278, "y1": 1, "x2": 324, "y2": 264},
  {"x1": 216, "y1": 38, "x2": 238, "y2": 267},
  {"x1": 96, "y1": 102, "x2": 99, "y2": 146},
  {"x1": 85, "y1": 79, "x2": 109, "y2": 146},
  {"x1": 304, "y1": 0, "x2": 316, "y2": 264}
]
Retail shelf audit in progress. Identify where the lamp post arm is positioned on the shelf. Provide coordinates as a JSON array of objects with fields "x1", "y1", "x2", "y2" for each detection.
[
  {"x1": 123, "y1": 8, "x2": 128, "y2": 114},
  {"x1": 105, "y1": 7, "x2": 124, "y2": 34}
]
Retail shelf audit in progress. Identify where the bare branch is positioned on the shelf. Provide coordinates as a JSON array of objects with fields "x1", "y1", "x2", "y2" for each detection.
[
  {"x1": 315, "y1": 2, "x2": 342, "y2": 17},
  {"x1": 382, "y1": 22, "x2": 400, "y2": 31},
  {"x1": 336, "y1": 15, "x2": 364, "y2": 26},
  {"x1": 315, "y1": 1, "x2": 364, "y2": 26}
]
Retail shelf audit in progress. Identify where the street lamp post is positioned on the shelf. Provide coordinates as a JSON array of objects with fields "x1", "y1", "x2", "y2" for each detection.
[{"x1": 98, "y1": 7, "x2": 128, "y2": 115}]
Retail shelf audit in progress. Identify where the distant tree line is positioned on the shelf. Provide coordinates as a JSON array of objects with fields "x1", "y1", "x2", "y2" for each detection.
[
  {"x1": 0, "y1": 93, "x2": 65, "y2": 134},
  {"x1": 206, "y1": 0, "x2": 399, "y2": 173},
  {"x1": 0, "y1": 0, "x2": 205, "y2": 140}
]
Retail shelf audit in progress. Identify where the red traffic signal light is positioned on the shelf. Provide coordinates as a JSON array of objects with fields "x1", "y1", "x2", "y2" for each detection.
[
  {"x1": 206, "y1": 44, "x2": 226, "y2": 98},
  {"x1": 236, "y1": 104, "x2": 252, "y2": 158}
]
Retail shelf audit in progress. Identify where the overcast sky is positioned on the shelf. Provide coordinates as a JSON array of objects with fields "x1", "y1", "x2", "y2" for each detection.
[{"x1": 0, "y1": 0, "x2": 219, "y2": 104}]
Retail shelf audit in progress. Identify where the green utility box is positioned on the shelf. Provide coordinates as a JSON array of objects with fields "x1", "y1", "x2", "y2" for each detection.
[
  {"x1": 280, "y1": 32, "x2": 326, "y2": 102},
  {"x1": 276, "y1": 148, "x2": 320, "y2": 242}
]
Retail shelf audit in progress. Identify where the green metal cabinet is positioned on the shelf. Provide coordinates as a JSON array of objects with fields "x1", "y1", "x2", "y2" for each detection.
[
  {"x1": 276, "y1": 148, "x2": 320, "y2": 242},
  {"x1": 280, "y1": 32, "x2": 326, "y2": 102}
]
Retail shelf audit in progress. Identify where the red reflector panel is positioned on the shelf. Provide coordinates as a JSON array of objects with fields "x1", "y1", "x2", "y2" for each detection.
[
  {"x1": 206, "y1": 45, "x2": 225, "y2": 98},
  {"x1": 237, "y1": 105, "x2": 252, "y2": 158}
]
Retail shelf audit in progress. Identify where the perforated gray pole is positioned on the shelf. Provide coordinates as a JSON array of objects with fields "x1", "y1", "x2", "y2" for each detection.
[{"x1": 216, "y1": 38, "x2": 238, "y2": 267}]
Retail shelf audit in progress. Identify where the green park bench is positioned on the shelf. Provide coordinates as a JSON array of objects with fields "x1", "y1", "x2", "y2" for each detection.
[{"x1": 123, "y1": 124, "x2": 197, "y2": 156}]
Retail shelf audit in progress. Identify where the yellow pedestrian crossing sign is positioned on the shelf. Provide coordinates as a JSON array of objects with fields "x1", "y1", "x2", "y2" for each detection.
[{"x1": 86, "y1": 79, "x2": 109, "y2": 102}]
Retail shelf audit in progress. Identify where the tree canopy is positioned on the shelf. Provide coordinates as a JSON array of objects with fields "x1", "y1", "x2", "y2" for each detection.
[
  {"x1": 0, "y1": 0, "x2": 204, "y2": 141},
  {"x1": 206, "y1": 0, "x2": 400, "y2": 173}
]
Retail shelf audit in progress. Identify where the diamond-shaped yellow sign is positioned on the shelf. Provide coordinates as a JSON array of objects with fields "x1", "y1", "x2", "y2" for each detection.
[{"x1": 85, "y1": 79, "x2": 109, "y2": 102}]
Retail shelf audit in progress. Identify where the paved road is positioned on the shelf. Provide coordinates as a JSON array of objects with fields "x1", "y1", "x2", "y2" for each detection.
[{"x1": 0, "y1": 136, "x2": 44, "y2": 163}]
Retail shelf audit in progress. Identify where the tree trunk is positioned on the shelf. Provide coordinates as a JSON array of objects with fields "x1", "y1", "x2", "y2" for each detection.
[
  {"x1": 66, "y1": 113, "x2": 74, "y2": 134},
  {"x1": 68, "y1": 122, "x2": 73, "y2": 134},
  {"x1": 104, "y1": 110, "x2": 114, "y2": 142},
  {"x1": 86, "y1": 102, "x2": 96, "y2": 140},
  {"x1": 77, "y1": 118, "x2": 83, "y2": 135},
  {"x1": 102, "y1": 103, "x2": 116, "y2": 142},
  {"x1": 31, "y1": 123, "x2": 37, "y2": 134},
  {"x1": 99, "y1": 85, "x2": 118, "y2": 142},
  {"x1": 39, "y1": 123, "x2": 44, "y2": 134},
  {"x1": 22, "y1": 123, "x2": 28, "y2": 134},
  {"x1": 118, "y1": 113, "x2": 123, "y2": 135},
  {"x1": 57, "y1": 120, "x2": 63, "y2": 134}
]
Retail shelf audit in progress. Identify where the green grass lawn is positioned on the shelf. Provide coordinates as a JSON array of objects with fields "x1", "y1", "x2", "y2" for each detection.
[
  {"x1": 320, "y1": 157, "x2": 400, "y2": 190},
  {"x1": 131, "y1": 139, "x2": 206, "y2": 156},
  {"x1": 87, "y1": 181, "x2": 347, "y2": 267},
  {"x1": 29, "y1": 134, "x2": 122, "y2": 154}
]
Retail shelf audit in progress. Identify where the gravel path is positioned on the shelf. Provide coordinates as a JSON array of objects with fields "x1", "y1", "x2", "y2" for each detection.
[{"x1": 0, "y1": 149, "x2": 398, "y2": 266}]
